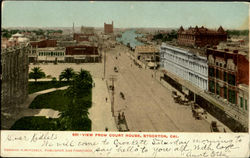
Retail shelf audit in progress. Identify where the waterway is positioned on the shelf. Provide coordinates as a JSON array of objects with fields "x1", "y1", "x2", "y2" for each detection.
[{"x1": 116, "y1": 29, "x2": 144, "y2": 49}]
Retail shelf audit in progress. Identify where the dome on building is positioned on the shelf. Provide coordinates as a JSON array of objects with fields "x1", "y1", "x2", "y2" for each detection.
[{"x1": 12, "y1": 33, "x2": 24, "y2": 38}]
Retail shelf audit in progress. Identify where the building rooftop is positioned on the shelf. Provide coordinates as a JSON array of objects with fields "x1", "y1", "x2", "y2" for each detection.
[
  {"x1": 37, "y1": 47, "x2": 65, "y2": 51},
  {"x1": 12, "y1": 33, "x2": 24, "y2": 37},
  {"x1": 135, "y1": 45, "x2": 159, "y2": 53},
  {"x1": 178, "y1": 26, "x2": 226, "y2": 35},
  {"x1": 164, "y1": 41, "x2": 206, "y2": 57}
]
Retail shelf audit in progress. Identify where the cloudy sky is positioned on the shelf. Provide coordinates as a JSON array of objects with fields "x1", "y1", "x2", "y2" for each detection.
[{"x1": 2, "y1": 1, "x2": 249, "y2": 29}]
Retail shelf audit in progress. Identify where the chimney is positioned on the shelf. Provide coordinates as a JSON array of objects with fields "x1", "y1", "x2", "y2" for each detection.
[{"x1": 233, "y1": 50, "x2": 238, "y2": 54}]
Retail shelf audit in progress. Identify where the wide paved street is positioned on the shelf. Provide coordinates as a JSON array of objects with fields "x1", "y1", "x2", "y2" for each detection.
[
  {"x1": 105, "y1": 45, "x2": 210, "y2": 132},
  {"x1": 29, "y1": 45, "x2": 210, "y2": 132}
]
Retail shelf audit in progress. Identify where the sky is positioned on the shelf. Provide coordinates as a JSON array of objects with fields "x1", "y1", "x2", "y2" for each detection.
[{"x1": 1, "y1": 1, "x2": 249, "y2": 29}]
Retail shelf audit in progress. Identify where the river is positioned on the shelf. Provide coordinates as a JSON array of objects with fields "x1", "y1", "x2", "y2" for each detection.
[{"x1": 116, "y1": 29, "x2": 144, "y2": 49}]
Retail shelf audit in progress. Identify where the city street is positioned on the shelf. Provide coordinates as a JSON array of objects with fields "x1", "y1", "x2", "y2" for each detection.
[
  {"x1": 105, "y1": 44, "x2": 210, "y2": 132},
  {"x1": 28, "y1": 44, "x2": 210, "y2": 132}
]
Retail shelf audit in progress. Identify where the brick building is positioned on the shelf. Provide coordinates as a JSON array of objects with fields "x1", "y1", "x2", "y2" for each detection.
[
  {"x1": 65, "y1": 45, "x2": 101, "y2": 63},
  {"x1": 207, "y1": 47, "x2": 249, "y2": 128},
  {"x1": 177, "y1": 26, "x2": 227, "y2": 47},
  {"x1": 73, "y1": 33, "x2": 94, "y2": 42},
  {"x1": 104, "y1": 21, "x2": 114, "y2": 34},
  {"x1": 30, "y1": 39, "x2": 57, "y2": 48}
]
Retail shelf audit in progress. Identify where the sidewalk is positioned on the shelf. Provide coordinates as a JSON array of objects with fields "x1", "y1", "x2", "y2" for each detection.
[
  {"x1": 89, "y1": 78, "x2": 117, "y2": 131},
  {"x1": 154, "y1": 71, "x2": 232, "y2": 132}
]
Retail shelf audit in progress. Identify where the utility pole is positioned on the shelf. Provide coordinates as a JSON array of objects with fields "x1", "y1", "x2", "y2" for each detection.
[
  {"x1": 154, "y1": 49, "x2": 157, "y2": 78},
  {"x1": 109, "y1": 75, "x2": 117, "y2": 117},
  {"x1": 103, "y1": 49, "x2": 106, "y2": 79},
  {"x1": 102, "y1": 36, "x2": 106, "y2": 79}
]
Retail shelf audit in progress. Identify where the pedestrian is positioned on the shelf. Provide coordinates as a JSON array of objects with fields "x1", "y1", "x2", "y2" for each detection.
[
  {"x1": 118, "y1": 113, "x2": 121, "y2": 121},
  {"x1": 105, "y1": 127, "x2": 108, "y2": 131},
  {"x1": 93, "y1": 82, "x2": 95, "y2": 87},
  {"x1": 106, "y1": 97, "x2": 108, "y2": 102}
]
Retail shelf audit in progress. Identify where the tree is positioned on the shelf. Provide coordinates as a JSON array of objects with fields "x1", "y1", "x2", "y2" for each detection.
[
  {"x1": 77, "y1": 69, "x2": 92, "y2": 83},
  {"x1": 59, "y1": 68, "x2": 75, "y2": 82},
  {"x1": 29, "y1": 67, "x2": 46, "y2": 82},
  {"x1": 58, "y1": 68, "x2": 93, "y2": 131},
  {"x1": 58, "y1": 98, "x2": 91, "y2": 130}
]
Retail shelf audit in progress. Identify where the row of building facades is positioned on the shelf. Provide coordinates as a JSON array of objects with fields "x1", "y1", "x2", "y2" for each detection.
[{"x1": 160, "y1": 26, "x2": 249, "y2": 131}]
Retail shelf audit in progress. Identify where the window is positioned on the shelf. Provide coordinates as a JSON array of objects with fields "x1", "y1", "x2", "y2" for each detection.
[
  {"x1": 220, "y1": 63, "x2": 222, "y2": 67},
  {"x1": 209, "y1": 67, "x2": 215, "y2": 77},
  {"x1": 240, "y1": 97, "x2": 243, "y2": 108},
  {"x1": 245, "y1": 100, "x2": 248, "y2": 111},
  {"x1": 224, "y1": 72, "x2": 227, "y2": 82},
  {"x1": 216, "y1": 69, "x2": 220, "y2": 79},
  {"x1": 228, "y1": 74, "x2": 236, "y2": 85},
  {"x1": 216, "y1": 62, "x2": 219, "y2": 66},
  {"x1": 209, "y1": 80, "x2": 215, "y2": 93},
  {"x1": 224, "y1": 87, "x2": 227, "y2": 99},
  {"x1": 228, "y1": 89, "x2": 236, "y2": 104},
  {"x1": 216, "y1": 83, "x2": 220, "y2": 95}
]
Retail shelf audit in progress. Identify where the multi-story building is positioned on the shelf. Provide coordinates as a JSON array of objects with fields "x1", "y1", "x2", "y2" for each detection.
[
  {"x1": 56, "y1": 40, "x2": 77, "y2": 47},
  {"x1": 177, "y1": 26, "x2": 227, "y2": 47},
  {"x1": 29, "y1": 39, "x2": 58, "y2": 63},
  {"x1": 65, "y1": 45, "x2": 101, "y2": 63},
  {"x1": 1, "y1": 44, "x2": 29, "y2": 113},
  {"x1": 160, "y1": 43, "x2": 208, "y2": 91},
  {"x1": 73, "y1": 33, "x2": 94, "y2": 42},
  {"x1": 207, "y1": 47, "x2": 249, "y2": 128},
  {"x1": 36, "y1": 47, "x2": 65, "y2": 63},
  {"x1": 104, "y1": 21, "x2": 114, "y2": 34},
  {"x1": 81, "y1": 26, "x2": 94, "y2": 34},
  {"x1": 135, "y1": 45, "x2": 160, "y2": 68},
  {"x1": 30, "y1": 39, "x2": 57, "y2": 48}
]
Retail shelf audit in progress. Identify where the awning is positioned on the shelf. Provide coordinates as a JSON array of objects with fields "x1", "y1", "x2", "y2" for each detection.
[{"x1": 148, "y1": 62, "x2": 157, "y2": 67}]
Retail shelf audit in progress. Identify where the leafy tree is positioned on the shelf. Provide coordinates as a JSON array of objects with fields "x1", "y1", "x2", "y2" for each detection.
[
  {"x1": 77, "y1": 69, "x2": 93, "y2": 83},
  {"x1": 66, "y1": 69, "x2": 92, "y2": 98},
  {"x1": 153, "y1": 33, "x2": 164, "y2": 40},
  {"x1": 59, "y1": 68, "x2": 75, "y2": 81},
  {"x1": 57, "y1": 30, "x2": 63, "y2": 34},
  {"x1": 2, "y1": 31, "x2": 11, "y2": 38},
  {"x1": 58, "y1": 98, "x2": 91, "y2": 130},
  {"x1": 29, "y1": 67, "x2": 46, "y2": 82},
  {"x1": 58, "y1": 69, "x2": 93, "y2": 131}
]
